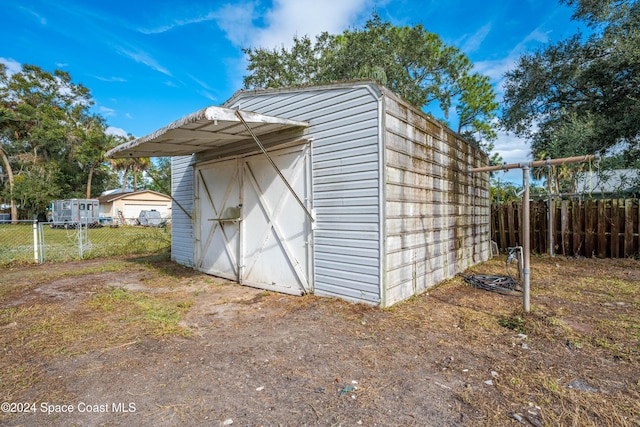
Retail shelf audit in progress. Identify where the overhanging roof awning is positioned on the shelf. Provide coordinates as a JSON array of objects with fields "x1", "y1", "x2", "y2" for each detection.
[{"x1": 106, "y1": 106, "x2": 309, "y2": 158}]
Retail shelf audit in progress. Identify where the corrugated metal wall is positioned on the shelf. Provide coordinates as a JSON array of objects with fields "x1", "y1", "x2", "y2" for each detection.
[
  {"x1": 171, "y1": 155, "x2": 195, "y2": 266},
  {"x1": 381, "y1": 90, "x2": 491, "y2": 306},
  {"x1": 227, "y1": 84, "x2": 383, "y2": 304}
]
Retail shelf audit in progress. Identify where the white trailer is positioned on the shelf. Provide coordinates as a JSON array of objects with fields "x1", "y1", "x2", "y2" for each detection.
[{"x1": 48, "y1": 199, "x2": 101, "y2": 228}]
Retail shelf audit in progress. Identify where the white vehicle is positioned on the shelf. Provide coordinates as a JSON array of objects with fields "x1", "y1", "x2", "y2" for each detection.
[
  {"x1": 48, "y1": 199, "x2": 101, "y2": 228},
  {"x1": 138, "y1": 209, "x2": 164, "y2": 227}
]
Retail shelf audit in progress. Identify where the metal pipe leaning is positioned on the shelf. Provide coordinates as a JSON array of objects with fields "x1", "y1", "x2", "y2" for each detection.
[{"x1": 235, "y1": 110, "x2": 315, "y2": 223}]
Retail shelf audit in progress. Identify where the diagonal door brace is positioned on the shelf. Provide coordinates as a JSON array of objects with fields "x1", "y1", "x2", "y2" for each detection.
[{"x1": 235, "y1": 110, "x2": 315, "y2": 223}]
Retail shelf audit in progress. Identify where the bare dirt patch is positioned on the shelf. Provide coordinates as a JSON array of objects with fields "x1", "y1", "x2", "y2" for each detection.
[{"x1": 0, "y1": 254, "x2": 638, "y2": 426}]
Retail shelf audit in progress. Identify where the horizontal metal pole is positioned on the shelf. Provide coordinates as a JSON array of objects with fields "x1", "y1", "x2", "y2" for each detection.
[{"x1": 469, "y1": 155, "x2": 596, "y2": 173}]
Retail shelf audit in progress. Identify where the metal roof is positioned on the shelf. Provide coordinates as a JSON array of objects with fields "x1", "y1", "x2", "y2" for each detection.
[
  {"x1": 106, "y1": 106, "x2": 309, "y2": 158},
  {"x1": 576, "y1": 168, "x2": 639, "y2": 194},
  {"x1": 96, "y1": 189, "x2": 170, "y2": 203}
]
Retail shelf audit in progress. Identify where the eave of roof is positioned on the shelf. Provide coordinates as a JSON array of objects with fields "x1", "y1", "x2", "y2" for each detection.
[
  {"x1": 96, "y1": 189, "x2": 170, "y2": 203},
  {"x1": 106, "y1": 106, "x2": 308, "y2": 158}
]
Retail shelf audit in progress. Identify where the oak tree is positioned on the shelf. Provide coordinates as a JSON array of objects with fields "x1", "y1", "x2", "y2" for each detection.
[{"x1": 243, "y1": 15, "x2": 498, "y2": 150}]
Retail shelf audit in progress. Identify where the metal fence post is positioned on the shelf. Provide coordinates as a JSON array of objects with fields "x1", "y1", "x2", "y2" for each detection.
[
  {"x1": 38, "y1": 222, "x2": 45, "y2": 263},
  {"x1": 78, "y1": 222, "x2": 83, "y2": 259},
  {"x1": 32, "y1": 219, "x2": 39, "y2": 263}
]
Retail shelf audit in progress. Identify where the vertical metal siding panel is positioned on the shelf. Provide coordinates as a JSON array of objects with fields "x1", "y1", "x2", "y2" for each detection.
[
  {"x1": 383, "y1": 95, "x2": 490, "y2": 306},
  {"x1": 171, "y1": 155, "x2": 194, "y2": 266},
  {"x1": 227, "y1": 85, "x2": 382, "y2": 305}
]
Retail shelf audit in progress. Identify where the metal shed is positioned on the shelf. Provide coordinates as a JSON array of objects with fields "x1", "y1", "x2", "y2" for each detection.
[{"x1": 107, "y1": 82, "x2": 490, "y2": 307}]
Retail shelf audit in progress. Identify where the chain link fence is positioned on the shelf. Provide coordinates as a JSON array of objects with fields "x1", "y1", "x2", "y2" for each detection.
[{"x1": 0, "y1": 219, "x2": 171, "y2": 266}]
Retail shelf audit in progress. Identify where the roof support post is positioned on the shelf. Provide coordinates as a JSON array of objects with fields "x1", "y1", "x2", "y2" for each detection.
[{"x1": 235, "y1": 110, "x2": 315, "y2": 224}]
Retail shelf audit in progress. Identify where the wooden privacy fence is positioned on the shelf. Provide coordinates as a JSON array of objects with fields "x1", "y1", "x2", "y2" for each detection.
[{"x1": 491, "y1": 199, "x2": 640, "y2": 258}]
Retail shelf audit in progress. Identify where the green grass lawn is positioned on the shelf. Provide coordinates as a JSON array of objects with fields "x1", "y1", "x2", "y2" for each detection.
[{"x1": 0, "y1": 223, "x2": 171, "y2": 265}]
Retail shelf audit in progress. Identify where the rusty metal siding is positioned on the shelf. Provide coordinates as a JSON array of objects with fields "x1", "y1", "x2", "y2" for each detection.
[
  {"x1": 382, "y1": 92, "x2": 490, "y2": 306},
  {"x1": 226, "y1": 84, "x2": 383, "y2": 304},
  {"x1": 171, "y1": 155, "x2": 195, "y2": 267}
]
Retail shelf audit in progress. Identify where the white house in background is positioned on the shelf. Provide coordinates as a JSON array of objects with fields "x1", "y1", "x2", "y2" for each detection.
[
  {"x1": 576, "y1": 168, "x2": 639, "y2": 196},
  {"x1": 96, "y1": 190, "x2": 172, "y2": 222},
  {"x1": 106, "y1": 81, "x2": 491, "y2": 307}
]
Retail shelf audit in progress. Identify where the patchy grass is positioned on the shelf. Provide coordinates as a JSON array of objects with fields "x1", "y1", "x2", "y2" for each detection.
[
  {"x1": 89, "y1": 287, "x2": 193, "y2": 336},
  {"x1": 0, "y1": 255, "x2": 638, "y2": 426},
  {"x1": 0, "y1": 256, "x2": 197, "y2": 402},
  {"x1": 0, "y1": 224, "x2": 171, "y2": 266},
  {"x1": 328, "y1": 255, "x2": 639, "y2": 426},
  {"x1": 456, "y1": 256, "x2": 640, "y2": 426}
]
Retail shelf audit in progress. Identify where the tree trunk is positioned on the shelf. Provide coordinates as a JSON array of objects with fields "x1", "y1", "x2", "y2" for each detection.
[
  {"x1": 0, "y1": 145, "x2": 18, "y2": 222},
  {"x1": 121, "y1": 165, "x2": 130, "y2": 193},
  {"x1": 86, "y1": 161, "x2": 99, "y2": 198}
]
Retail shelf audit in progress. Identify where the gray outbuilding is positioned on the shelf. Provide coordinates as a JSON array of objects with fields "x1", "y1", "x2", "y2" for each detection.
[{"x1": 107, "y1": 81, "x2": 491, "y2": 307}]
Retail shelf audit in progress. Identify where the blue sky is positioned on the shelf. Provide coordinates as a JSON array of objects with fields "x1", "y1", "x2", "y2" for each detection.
[{"x1": 2, "y1": 0, "x2": 583, "y2": 183}]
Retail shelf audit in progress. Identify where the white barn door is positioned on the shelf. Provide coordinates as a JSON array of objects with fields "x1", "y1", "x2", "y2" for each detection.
[
  {"x1": 195, "y1": 145, "x2": 312, "y2": 295},
  {"x1": 195, "y1": 158, "x2": 241, "y2": 281},
  {"x1": 242, "y1": 145, "x2": 312, "y2": 294}
]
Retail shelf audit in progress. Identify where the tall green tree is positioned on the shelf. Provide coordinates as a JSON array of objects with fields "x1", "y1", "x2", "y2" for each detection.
[
  {"x1": 146, "y1": 157, "x2": 172, "y2": 195},
  {"x1": 501, "y1": 0, "x2": 640, "y2": 168},
  {"x1": 0, "y1": 64, "x2": 115, "y2": 218},
  {"x1": 0, "y1": 105, "x2": 18, "y2": 220},
  {"x1": 131, "y1": 157, "x2": 151, "y2": 191},
  {"x1": 457, "y1": 73, "x2": 499, "y2": 146},
  {"x1": 243, "y1": 15, "x2": 498, "y2": 150},
  {"x1": 108, "y1": 143, "x2": 135, "y2": 194},
  {"x1": 70, "y1": 115, "x2": 116, "y2": 198}
]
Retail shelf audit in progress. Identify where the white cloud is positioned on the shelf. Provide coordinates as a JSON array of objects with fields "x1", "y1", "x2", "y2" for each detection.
[
  {"x1": 217, "y1": 0, "x2": 375, "y2": 49},
  {"x1": 94, "y1": 75, "x2": 126, "y2": 82},
  {"x1": 136, "y1": 0, "x2": 376, "y2": 49},
  {"x1": 490, "y1": 128, "x2": 537, "y2": 184},
  {"x1": 494, "y1": 130, "x2": 532, "y2": 164},
  {"x1": 188, "y1": 74, "x2": 214, "y2": 91},
  {"x1": 461, "y1": 23, "x2": 492, "y2": 54},
  {"x1": 198, "y1": 90, "x2": 218, "y2": 102},
  {"x1": 19, "y1": 6, "x2": 47, "y2": 25},
  {"x1": 257, "y1": 0, "x2": 372, "y2": 48},
  {"x1": 492, "y1": 168, "x2": 525, "y2": 185},
  {"x1": 510, "y1": 27, "x2": 550, "y2": 55},
  {"x1": 473, "y1": 24, "x2": 554, "y2": 177},
  {"x1": 473, "y1": 23, "x2": 554, "y2": 93},
  {"x1": 138, "y1": 11, "x2": 218, "y2": 34},
  {"x1": 106, "y1": 126, "x2": 129, "y2": 137},
  {"x1": 0, "y1": 57, "x2": 22, "y2": 75},
  {"x1": 117, "y1": 47, "x2": 172, "y2": 76},
  {"x1": 474, "y1": 56, "x2": 516, "y2": 84},
  {"x1": 213, "y1": 3, "x2": 259, "y2": 47},
  {"x1": 493, "y1": 132, "x2": 531, "y2": 185},
  {"x1": 203, "y1": 0, "x2": 378, "y2": 91},
  {"x1": 100, "y1": 106, "x2": 116, "y2": 117},
  {"x1": 473, "y1": 56, "x2": 518, "y2": 99}
]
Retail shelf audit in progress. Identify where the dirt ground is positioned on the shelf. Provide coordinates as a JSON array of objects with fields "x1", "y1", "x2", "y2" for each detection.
[{"x1": 0, "y1": 254, "x2": 638, "y2": 426}]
